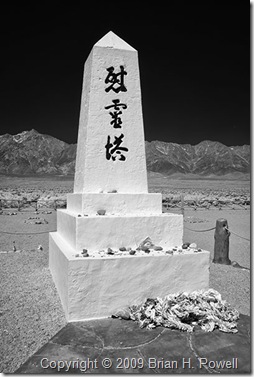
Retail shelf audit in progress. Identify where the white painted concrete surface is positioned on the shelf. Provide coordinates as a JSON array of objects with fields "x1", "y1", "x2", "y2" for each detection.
[
  {"x1": 57, "y1": 209, "x2": 183, "y2": 252},
  {"x1": 49, "y1": 232, "x2": 210, "y2": 321},
  {"x1": 74, "y1": 31, "x2": 148, "y2": 194},
  {"x1": 67, "y1": 192, "x2": 162, "y2": 215}
]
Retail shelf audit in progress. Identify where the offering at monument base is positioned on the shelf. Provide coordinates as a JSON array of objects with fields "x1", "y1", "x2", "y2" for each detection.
[{"x1": 49, "y1": 31, "x2": 210, "y2": 321}]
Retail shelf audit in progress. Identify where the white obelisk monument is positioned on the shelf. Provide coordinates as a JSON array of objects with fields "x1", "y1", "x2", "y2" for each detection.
[
  {"x1": 74, "y1": 31, "x2": 147, "y2": 194},
  {"x1": 49, "y1": 31, "x2": 209, "y2": 321}
]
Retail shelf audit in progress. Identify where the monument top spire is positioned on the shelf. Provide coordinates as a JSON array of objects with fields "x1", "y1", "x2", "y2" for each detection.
[
  {"x1": 94, "y1": 31, "x2": 136, "y2": 51},
  {"x1": 74, "y1": 29, "x2": 147, "y2": 194}
]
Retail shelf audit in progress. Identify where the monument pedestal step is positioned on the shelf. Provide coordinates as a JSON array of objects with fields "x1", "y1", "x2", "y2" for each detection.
[
  {"x1": 49, "y1": 232, "x2": 210, "y2": 321},
  {"x1": 67, "y1": 192, "x2": 162, "y2": 215},
  {"x1": 56, "y1": 209, "x2": 183, "y2": 252}
]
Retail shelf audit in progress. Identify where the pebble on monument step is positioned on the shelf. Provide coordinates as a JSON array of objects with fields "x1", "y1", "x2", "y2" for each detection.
[
  {"x1": 97, "y1": 209, "x2": 106, "y2": 215},
  {"x1": 107, "y1": 248, "x2": 114, "y2": 255},
  {"x1": 182, "y1": 242, "x2": 190, "y2": 249},
  {"x1": 141, "y1": 245, "x2": 150, "y2": 251},
  {"x1": 72, "y1": 242, "x2": 202, "y2": 259},
  {"x1": 83, "y1": 253, "x2": 89, "y2": 257},
  {"x1": 153, "y1": 246, "x2": 163, "y2": 251},
  {"x1": 140, "y1": 237, "x2": 154, "y2": 248},
  {"x1": 166, "y1": 250, "x2": 173, "y2": 255}
]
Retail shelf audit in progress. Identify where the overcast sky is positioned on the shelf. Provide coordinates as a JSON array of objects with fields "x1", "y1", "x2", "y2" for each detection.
[{"x1": 0, "y1": 3, "x2": 250, "y2": 146}]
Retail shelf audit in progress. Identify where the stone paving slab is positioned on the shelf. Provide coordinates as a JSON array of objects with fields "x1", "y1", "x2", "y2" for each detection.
[{"x1": 16, "y1": 314, "x2": 250, "y2": 374}]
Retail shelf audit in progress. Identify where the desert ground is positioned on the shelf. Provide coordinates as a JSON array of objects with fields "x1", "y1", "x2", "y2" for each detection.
[{"x1": 0, "y1": 173, "x2": 250, "y2": 373}]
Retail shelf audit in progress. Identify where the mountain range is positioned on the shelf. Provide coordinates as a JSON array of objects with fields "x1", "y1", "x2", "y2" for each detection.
[{"x1": 0, "y1": 129, "x2": 250, "y2": 177}]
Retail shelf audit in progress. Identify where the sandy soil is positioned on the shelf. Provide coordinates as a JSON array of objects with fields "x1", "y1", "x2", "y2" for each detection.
[{"x1": 0, "y1": 176, "x2": 250, "y2": 373}]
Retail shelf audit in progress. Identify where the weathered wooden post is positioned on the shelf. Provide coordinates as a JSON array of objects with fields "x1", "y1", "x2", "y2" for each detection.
[
  {"x1": 181, "y1": 194, "x2": 184, "y2": 216},
  {"x1": 213, "y1": 218, "x2": 231, "y2": 265}
]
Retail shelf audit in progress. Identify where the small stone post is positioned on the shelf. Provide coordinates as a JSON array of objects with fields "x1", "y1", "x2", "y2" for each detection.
[{"x1": 213, "y1": 218, "x2": 231, "y2": 265}]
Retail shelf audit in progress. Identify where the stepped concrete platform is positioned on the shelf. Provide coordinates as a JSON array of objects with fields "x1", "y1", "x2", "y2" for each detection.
[
  {"x1": 16, "y1": 314, "x2": 250, "y2": 374},
  {"x1": 49, "y1": 232, "x2": 210, "y2": 321},
  {"x1": 55, "y1": 208, "x2": 183, "y2": 252},
  {"x1": 67, "y1": 192, "x2": 163, "y2": 215}
]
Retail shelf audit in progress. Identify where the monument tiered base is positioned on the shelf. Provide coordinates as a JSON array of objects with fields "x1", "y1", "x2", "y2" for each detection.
[
  {"x1": 50, "y1": 193, "x2": 210, "y2": 322},
  {"x1": 49, "y1": 232, "x2": 210, "y2": 322},
  {"x1": 57, "y1": 209, "x2": 183, "y2": 252},
  {"x1": 67, "y1": 192, "x2": 162, "y2": 215}
]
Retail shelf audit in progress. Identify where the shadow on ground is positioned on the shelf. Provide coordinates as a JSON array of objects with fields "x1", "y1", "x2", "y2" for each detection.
[{"x1": 16, "y1": 314, "x2": 250, "y2": 374}]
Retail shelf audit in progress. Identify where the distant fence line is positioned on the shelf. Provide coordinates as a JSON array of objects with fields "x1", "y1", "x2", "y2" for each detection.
[
  {"x1": 162, "y1": 193, "x2": 250, "y2": 212},
  {"x1": 162, "y1": 194, "x2": 250, "y2": 206},
  {"x1": 0, "y1": 218, "x2": 250, "y2": 241},
  {"x1": 0, "y1": 219, "x2": 250, "y2": 254},
  {"x1": 0, "y1": 196, "x2": 250, "y2": 212},
  {"x1": 184, "y1": 224, "x2": 250, "y2": 242},
  {"x1": 0, "y1": 198, "x2": 66, "y2": 211}
]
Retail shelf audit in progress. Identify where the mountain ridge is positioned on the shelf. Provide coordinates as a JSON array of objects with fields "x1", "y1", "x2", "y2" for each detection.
[{"x1": 0, "y1": 130, "x2": 250, "y2": 177}]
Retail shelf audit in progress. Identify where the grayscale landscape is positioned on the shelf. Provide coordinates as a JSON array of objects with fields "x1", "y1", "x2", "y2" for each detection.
[
  {"x1": 0, "y1": 1, "x2": 250, "y2": 373},
  {"x1": 0, "y1": 166, "x2": 250, "y2": 372}
]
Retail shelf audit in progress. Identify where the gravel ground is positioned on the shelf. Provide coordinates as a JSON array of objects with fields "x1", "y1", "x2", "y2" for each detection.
[
  {"x1": 0, "y1": 201, "x2": 250, "y2": 373},
  {"x1": 0, "y1": 210, "x2": 66, "y2": 373}
]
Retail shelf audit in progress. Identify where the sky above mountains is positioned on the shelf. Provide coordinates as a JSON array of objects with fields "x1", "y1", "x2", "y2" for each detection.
[{"x1": 0, "y1": 4, "x2": 250, "y2": 146}]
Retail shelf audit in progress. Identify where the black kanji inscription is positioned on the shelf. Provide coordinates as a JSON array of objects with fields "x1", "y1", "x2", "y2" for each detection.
[
  {"x1": 105, "y1": 134, "x2": 129, "y2": 161},
  {"x1": 105, "y1": 66, "x2": 127, "y2": 93}
]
